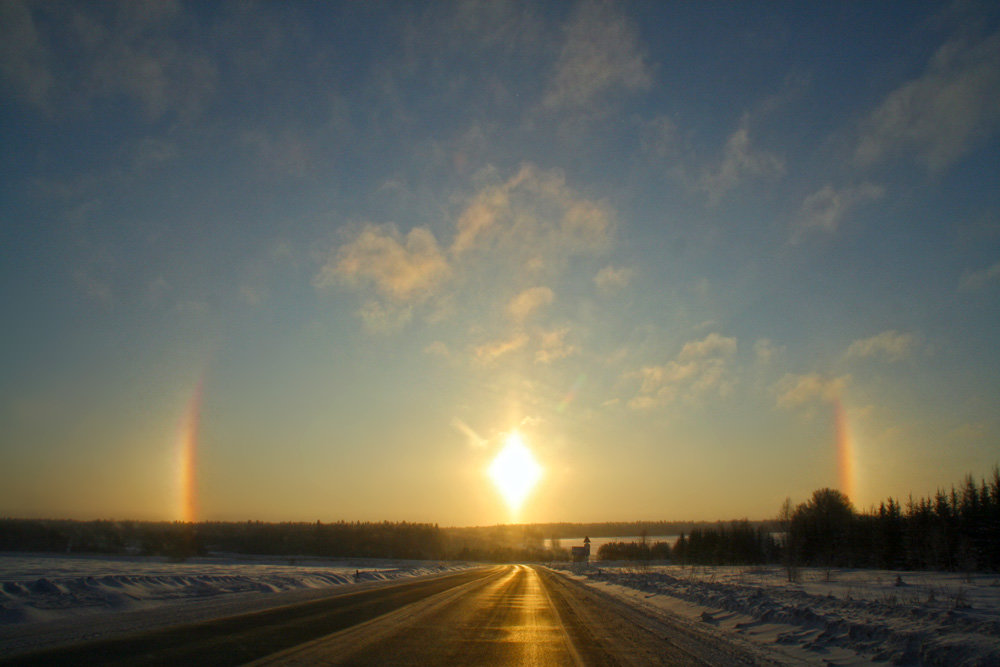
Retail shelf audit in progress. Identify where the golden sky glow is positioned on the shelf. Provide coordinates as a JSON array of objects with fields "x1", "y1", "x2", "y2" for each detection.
[{"x1": 2, "y1": 3, "x2": 998, "y2": 526}]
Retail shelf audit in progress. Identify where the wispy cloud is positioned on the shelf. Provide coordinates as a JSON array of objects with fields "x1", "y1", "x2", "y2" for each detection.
[
  {"x1": 506, "y1": 287, "x2": 554, "y2": 323},
  {"x1": 793, "y1": 183, "x2": 885, "y2": 237},
  {"x1": 325, "y1": 164, "x2": 616, "y2": 339},
  {"x1": 701, "y1": 115, "x2": 784, "y2": 204},
  {"x1": 960, "y1": 260, "x2": 1000, "y2": 290},
  {"x1": 542, "y1": 0, "x2": 651, "y2": 114},
  {"x1": 777, "y1": 373, "x2": 849, "y2": 408},
  {"x1": 423, "y1": 341, "x2": 450, "y2": 357},
  {"x1": 627, "y1": 332, "x2": 738, "y2": 409},
  {"x1": 594, "y1": 265, "x2": 632, "y2": 294},
  {"x1": 451, "y1": 417, "x2": 487, "y2": 448},
  {"x1": 316, "y1": 224, "x2": 450, "y2": 302},
  {"x1": 2, "y1": 0, "x2": 218, "y2": 120},
  {"x1": 856, "y1": 30, "x2": 1000, "y2": 172},
  {"x1": 753, "y1": 338, "x2": 784, "y2": 365},
  {"x1": 845, "y1": 330, "x2": 915, "y2": 362},
  {"x1": 0, "y1": 1, "x2": 55, "y2": 110},
  {"x1": 535, "y1": 327, "x2": 580, "y2": 365},
  {"x1": 473, "y1": 334, "x2": 529, "y2": 365},
  {"x1": 451, "y1": 164, "x2": 614, "y2": 264}
]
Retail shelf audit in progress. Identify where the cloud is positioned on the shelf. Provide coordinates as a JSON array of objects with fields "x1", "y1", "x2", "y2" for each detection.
[
  {"x1": 450, "y1": 164, "x2": 614, "y2": 262},
  {"x1": 677, "y1": 332, "x2": 738, "y2": 361},
  {"x1": 356, "y1": 300, "x2": 413, "y2": 333},
  {"x1": 240, "y1": 129, "x2": 312, "y2": 178},
  {"x1": 542, "y1": 0, "x2": 651, "y2": 113},
  {"x1": 960, "y1": 260, "x2": 1000, "y2": 290},
  {"x1": 316, "y1": 224, "x2": 450, "y2": 302},
  {"x1": 473, "y1": 334, "x2": 529, "y2": 365},
  {"x1": 328, "y1": 164, "x2": 616, "y2": 334},
  {"x1": 0, "y1": 0, "x2": 55, "y2": 109},
  {"x1": 701, "y1": 116, "x2": 784, "y2": 203},
  {"x1": 640, "y1": 115, "x2": 677, "y2": 160},
  {"x1": 451, "y1": 417, "x2": 487, "y2": 448},
  {"x1": 793, "y1": 182, "x2": 885, "y2": 237},
  {"x1": 1, "y1": 1, "x2": 219, "y2": 121},
  {"x1": 856, "y1": 31, "x2": 1000, "y2": 172},
  {"x1": 777, "y1": 373, "x2": 849, "y2": 408},
  {"x1": 845, "y1": 330, "x2": 915, "y2": 362},
  {"x1": 535, "y1": 327, "x2": 581, "y2": 364},
  {"x1": 627, "y1": 332, "x2": 738, "y2": 409},
  {"x1": 753, "y1": 338, "x2": 784, "y2": 364},
  {"x1": 594, "y1": 265, "x2": 632, "y2": 293},
  {"x1": 423, "y1": 341, "x2": 450, "y2": 357},
  {"x1": 506, "y1": 287, "x2": 554, "y2": 323}
]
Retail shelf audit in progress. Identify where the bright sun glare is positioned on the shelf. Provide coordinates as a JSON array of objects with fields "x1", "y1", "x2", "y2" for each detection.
[{"x1": 488, "y1": 432, "x2": 543, "y2": 514}]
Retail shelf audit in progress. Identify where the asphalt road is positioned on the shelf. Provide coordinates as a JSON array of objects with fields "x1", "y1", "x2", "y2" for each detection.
[
  {"x1": 3, "y1": 565, "x2": 768, "y2": 666},
  {"x1": 254, "y1": 565, "x2": 763, "y2": 666}
]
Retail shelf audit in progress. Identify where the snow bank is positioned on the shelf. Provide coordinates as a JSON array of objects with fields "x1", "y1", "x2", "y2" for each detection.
[
  {"x1": 0, "y1": 553, "x2": 470, "y2": 626},
  {"x1": 557, "y1": 564, "x2": 1000, "y2": 666}
]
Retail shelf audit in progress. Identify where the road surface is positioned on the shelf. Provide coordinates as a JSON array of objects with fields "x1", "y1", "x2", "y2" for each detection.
[{"x1": 3, "y1": 565, "x2": 771, "y2": 666}]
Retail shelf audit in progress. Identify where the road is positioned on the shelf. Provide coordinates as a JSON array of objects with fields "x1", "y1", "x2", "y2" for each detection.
[{"x1": 2, "y1": 565, "x2": 769, "y2": 666}]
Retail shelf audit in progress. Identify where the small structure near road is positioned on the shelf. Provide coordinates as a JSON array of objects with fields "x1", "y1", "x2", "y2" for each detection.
[{"x1": 571, "y1": 536, "x2": 591, "y2": 563}]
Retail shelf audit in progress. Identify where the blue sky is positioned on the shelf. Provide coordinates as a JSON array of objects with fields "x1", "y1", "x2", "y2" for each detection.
[{"x1": 2, "y1": 1, "x2": 999, "y2": 525}]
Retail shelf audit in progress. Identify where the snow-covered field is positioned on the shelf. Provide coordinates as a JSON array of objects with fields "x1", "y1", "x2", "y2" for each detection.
[
  {"x1": 556, "y1": 563, "x2": 1000, "y2": 666},
  {"x1": 0, "y1": 552, "x2": 473, "y2": 657}
]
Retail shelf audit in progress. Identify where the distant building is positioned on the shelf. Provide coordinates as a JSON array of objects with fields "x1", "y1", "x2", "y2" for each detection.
[{"x1": 571, "y1": 536, "x2": 591, "y2": 563}]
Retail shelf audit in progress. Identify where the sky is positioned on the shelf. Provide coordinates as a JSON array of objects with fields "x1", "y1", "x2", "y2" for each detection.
[{"x1": 2, "y1": 1, "x2": 999, "y2": 527}]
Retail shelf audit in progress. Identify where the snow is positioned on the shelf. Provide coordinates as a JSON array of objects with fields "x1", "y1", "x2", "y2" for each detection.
[
  {"x1": 553, "y1": 563, "x2": 1000, "y2": 666},
  {"x1": 5, "y1": 552, "x2": 999, "y2": 665},
  {"x1": 0, "y1": 552, "x2": 474, "y2": 657}
]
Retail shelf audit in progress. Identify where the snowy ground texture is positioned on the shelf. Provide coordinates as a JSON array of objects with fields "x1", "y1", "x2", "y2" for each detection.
[
  {"x1": 555, "y1": 563, "x2": 1000, "y2": 666},
  {"x1": 0, "y1": 552, "x2": 473, "y2": 656}
]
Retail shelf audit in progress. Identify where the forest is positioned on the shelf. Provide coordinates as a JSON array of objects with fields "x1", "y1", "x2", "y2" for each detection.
[{"x1": 2, "y1": 467, "x2": 997, "y2": 571}]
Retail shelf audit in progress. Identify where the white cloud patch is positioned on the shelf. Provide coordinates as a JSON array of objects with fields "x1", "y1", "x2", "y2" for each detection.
[
  {"x1": 845, "y1": 330, "x2": 916, "y2": 362},
  {"x1": 856, "y1": 31, "x2": 1000, "y2": 172},
  {"x1": 960, "y1": 260, "x2": 1000, "y2": 290},
  {"x1": 317, "y1": 224, "x2": 450, "y2": 302},
  {"x1": 701, "y1": 116, "x2": 784, "y2": 203},
  {"x1": 594, "y1": 265, "x2": 632, "y2": 293},
  {"x1": 794, "y1": 183, "x2": 885, "y2": 236},
  {"x1": 542, "y1": 0, "x2": 651, "y2": 112},
  {"x1": 627, "y1": 332, "x2": 738, "y2": 409},
  {"x1": 777, "y1": 373, "x2": 849, "y2": 408},
  {"x1": 506, "y1": 286, "x2": 554, "y2": 323}
]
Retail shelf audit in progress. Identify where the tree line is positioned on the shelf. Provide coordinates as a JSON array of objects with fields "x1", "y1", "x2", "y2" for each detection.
[
  {"x1": 2, "y1": 467, "x2": 996, "y2": 570},
  {"x1": 594, "y1": 467, "x2": 1000, "y2": 573},
  {"x1": 783, "y1": 467, "x2": 1000, "y2": 573}
]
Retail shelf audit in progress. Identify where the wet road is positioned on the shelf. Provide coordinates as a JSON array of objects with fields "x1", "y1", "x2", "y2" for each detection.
[{"x1": 255, "y1": 565, "x2": 757, "y2": 666}]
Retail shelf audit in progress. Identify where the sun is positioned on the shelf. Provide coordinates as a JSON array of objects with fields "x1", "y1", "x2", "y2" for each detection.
[{"x1": 488, "y1": 432, "x2": 543, "y2": 514}]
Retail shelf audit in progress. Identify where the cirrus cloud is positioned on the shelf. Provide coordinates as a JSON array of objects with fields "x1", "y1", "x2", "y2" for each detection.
[
  {"x1": 855, "y1": 30, "x2": 1000, "y2": 172},
  {"x1": 506, "y1": 286, "x2": 554, "y2": 323},
  {"x1": 627, "y1": 332, "x2": 738, "y2": 409},
  {"x1": 845, "y1": 330, "x2": 915, "y2": 362},
  {"x1": 316, "y1": 224, "x2": 450, "y2": 302},
  {"x1": 777, "y1": 373, "x2": 849, "y2": 408}
]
